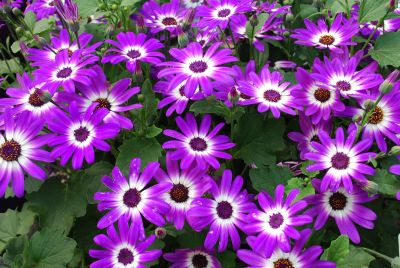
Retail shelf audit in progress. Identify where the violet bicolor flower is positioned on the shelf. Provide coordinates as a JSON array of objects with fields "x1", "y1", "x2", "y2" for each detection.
[{"x1": 164, "y1": 248, "x2": 222, "y2": 268}]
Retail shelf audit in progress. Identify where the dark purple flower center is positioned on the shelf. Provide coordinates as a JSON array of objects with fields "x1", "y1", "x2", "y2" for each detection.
[
  {"x1": 74, "y1": 127, "x2": 90, "y2": 142},
  {"x1": 56, "y1": 67, "x2": 72, "y2": 78},
  {"x1": 123, "y1": 188, "x2": 141, "y2": 207},
  {"x1": 127, "y1": 49, "x2": 141, "y2": 59},
  {"x1": 117, "y1": 248, "x2": 134, "y2": 265},
  {"x1": 169, "y1": 183, "x2": 189, "y2": 203},
  {"x1": 217, "y1": 8, "x2": 231, "y2": 18},
  {"x1": 0, "y1": 140, "x2": 21, "y2": 161},
  {"x1": 189, "y1": 137, "x2": 208, "y2": 152},
  {"x1": 189, "y1": 61, "x2": 208, "y2": 73},
  {"x1": 336, "y1": 80, "x2": 351, "y2": 91},
  {"x1": 269, "y1": 213, "x2": 284, "y2": 229},
  {"x1": 191, "y1": 0, "x2": 200, "y2": 2},
  {"x1": 199, "y1": 40, "x2": 206, "y2": 46},
  {"x1": 331, "y1": 152, "x2": 349, "y2": 170},
  {"x1": 329, "y1": 192, "x2": 347, "y2": 210},
  {"x1": 240, "y1": 92, "x2": 251, "y2": 99},
  {"x1": 216, "y1": 201, "x2": 233, "y2": 219},
  {"x1": 263, "y1": 90, "x2": 281, "y2": 102},
  {"x1": 192, "y1": 253, "x2": 208, "y2": 268},
  {"x1": 368, "y1": 106, "x2": 384, "y2": 124},
  {"x1": 178, "y1": 85, "x2": 186, "y2": 96},
  {"x1": 162, "y1": 17, "x2": 178, "y2": 26},
  {"x1": 319, "y1": 34, "x2": 335, "y2": 45},
  {"x1": 29, "y1": 89, "x2": 46, "y2": 107},
  {"x1": 95, "y1": 98, "x2": 111, "y2": 110},
  {"x1": 314, "y1": 88, "x2": 331, "y2": 103},
  {"x1": 274, "y1": 258, "x2": 294, "y2": 268}
]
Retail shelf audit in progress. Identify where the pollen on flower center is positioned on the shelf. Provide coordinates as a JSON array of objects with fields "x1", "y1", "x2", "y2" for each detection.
[
  {"x1": 336, "y1": 80, "x2": 351, "y2": 91},
  {"x1": 178, "y1": 85, "x2": 186, "y2": 97},
  {"x1": 331, "y1": 152, "x2": 349, "y2": 170},
  {"x1": 56, "y1": 67, "x2": 73, "y2": 78},
  {"x1": 192, "y1": 253, "x2": 208, "y2": 268},
  {"x1": 263, "y1": 89, "x2": 281, "y2": 102},
  {"x1": 117, "y1": 248, "x2": 134, "y2": 265},
  {"x1": 329, "y1": 192, "x2": 347, "y2": 210},
  {"x1": 162, "y1": 17, "x2": 178, "y2": 26},
  {"x1": 169, "y1": 183, "x2": 189, "y2": 203},
  {"x1": 189, "y1": 137, "x2": 208, "y2": 152},
  {"x1": 95, "y1": 98, "x2": 111, "y2": 110},
  {"x1": 368, "y1": 106, "x2": 384, "y2": 124},
  {"x1": 314, "y1": 88, "x2": 331, "y2": 103},
  {"x1": 217, "y1": 8, "x2": 231, "y2": 18},
  {"x1": 29, "y1": 89, "x2": 46, "y2": 107},
  {"x1": 189, "y1": 61, "x2": 208, "y2": 73},
  {"x1": 216, "y1": 201, "x2": 233, "y2": 219},
  {"x1": 269, "y1": 213, "x2": 284, "y2": 229},
  {"x1": 74, "y1": 127, "x2": 90, "y2": 142},
  {"x1": 123, "y1": 188, "x2": 142, "y2": 207},
  {"x1": 127, "y1": 49, "x2": 141, "y2": 59},
  {"x1": 319, "y1": 34, "x2": 335, "y2": 45},
  {"x1": 273, "y1": 258, "x2": 294, "y2": 268},
  {"x1": 0, "y1": 140, "x2": 22, "y2": 161}
]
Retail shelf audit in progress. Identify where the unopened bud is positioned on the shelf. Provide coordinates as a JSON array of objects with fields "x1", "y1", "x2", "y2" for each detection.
[
  {"x1": 68, "y1": 22, "x2": 80, "y2": 33},
  {"x1": 380, "y1": 70, "x2": 400, "y2": 94},
  {"x1": 111, "y1": 4, "x2": 118, "y2": 10},
  {"x1": 177, "y1": 27, "x2": 188, "y2": 47},
  {"x1": 137, "y1": 94, "x2": 144, "y2": 103},
  {"x1": 286, "y1": 13, "x2": 294, "y2": 22},
  {"x1": 12, "y1": 8, "x2": 22, "y2": 16},
  {"x1": 135, "y1": 63, "x2": 143, "y2": 83},
  {"x1": 250, "y1": 14, "x2": 258, "y2": 27},
  {"x1": 19, "y1": 41, "x2": 28, "y2": 55},
  {"x1": 155, "y1": 227, "x2": 167, "y2": 239},
  {"x1": 16, "y1": 26, "x2": 24, "y2": 35},
  {"x1": 364, "y1": 100, "x2": 375, "y2": 110},
  {"x1": 136, "y1": 15, "x2": 146, "y2": 33},
  {"x1": 352, "y1": 113, "x2": 362, "y2": 123},
  {"x1": 183, "y1": 9, "x2": 195, "y2": 30},
  {"x1": 390, "y1": 146, "x2": 400, "y2": 156}
]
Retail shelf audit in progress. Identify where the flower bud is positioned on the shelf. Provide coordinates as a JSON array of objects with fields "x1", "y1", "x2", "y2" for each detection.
[
  {"x1": 182, "y1": 9, "x2": 195, "y2": 30},
  {"x1": 155, "y1": 227, "x2": 167, "y2": 239},
  {"x1": 19, "y1": 41, "x2": 29, "y2": 55},
  {"x1": 390, "y1": 146, "x2": 400, "y2": 156},
  {"x1": 363, "y1": 100, "x2": 375, "y2": 110},
  {"x1": 286, "y1": 13, "x2": 294, "y2": 22},
  {"x1": 136, "y1": 15, "x2": 146, "y2": 33},
  {"x1": 352, "y1": 113, "x2": 362, "y2": 123},
  {"x1": 177, "y1": 27, "x2": 188, "y2": 47},
  {"x1": 379, "y1": 70, "x2": 400, "y2": 94},
  {"x1": 12, "y1": 8, "x2": 22, "y2": 16},
  {"x1": 250, "y1": 14, "x2": 258, "y2": 27},
  {"x1": 137, "y1": 94, "x2": 144, "y2": 103}
]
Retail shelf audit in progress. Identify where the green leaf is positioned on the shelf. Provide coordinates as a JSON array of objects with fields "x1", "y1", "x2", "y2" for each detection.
[
  {"x1": 254, "y1": 13, "x2": 270, "y2": 33},
  {"x1": 249, "y1": 166, "x2": 292, "y2": 194},
  {"x1": 33, "y1": 17, "x2": 53, "y2": 34},
  {"x1": 337, "y1": 246, "x2": 375, "y2": 268},
  {"x1": 121, "y1": 0, "x2": 141, "y2": 6},
  {"x1": 0, "y1": 59, "x2": 21, "y2": 74},
  {"x1": 25, "y1": 176, "x2": 44, "y2": 194},
  {"x1": 301, "y1": 160, "x2": 320, "y2": 177},
  {"x1": 190, "y1": 97, "x2": 230, "y2": 118},
  {"x1": 145, "y1": 125, "x2": 162, "y2": 138},
  {"x1": 2, "y1": 236, "x2": 27, "y2": 267},
  {"x1": 233, "y1": 113, "x2": 285, "y2": 166},
  {"x1": 74, "y1": 0, "x2": 98, "y2": 18},
  {"x1": 358, "y1": 0, "x2": 388, "y2": 23},
  {"x1": 24, "y1": 12, "x2": 36, "y2": 31},
  {"x1": 369, "y1": 32, "x2": 400, "y2": 67},
  {"x1": 299, "y1": 4, "x2": 318, "y2": 18},
  {"x1": 326, "y1": 0, "x2": 356, "y2": 16},
  {"x1": 0, "y1": 210, "x2": 36, "y2": 252},
  {"x1": 321, "y1": 235, "x2": 350, "y2": 263},
  {"x1": 23, "y1": 229, "x2": 76, "y2": 268},
  {"x1": 369, "y1": 169, "x2": 400, "y2": 196},
  {"x1": 116, "y1": 137, "x2": 162, "y2": 175},
  {"x1": 71, "y1": 205, "x2": 102, "y2": 251},
  {"x1": 285, "y1": 177, "x2": 315, "y2": 201},
  {"x1": 142, "y1": 79, "x2": 158, "y2": 121},
  {"x1": 81, "y1": 161, "x2": 113, "y2": 204},
  {"x1": 217, "y1": 250, "x2": 236, "y2": 268}
]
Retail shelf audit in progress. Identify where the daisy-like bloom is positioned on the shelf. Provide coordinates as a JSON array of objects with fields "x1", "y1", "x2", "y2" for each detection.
[
  {"x1": 55, "y1": 0, "x2": 78, "y2": 25},
  {"x1": 25, "y1": 0, "x2": 57, "y2": 19},
  {"x1": 0, "y1": 73, "x2": 60, "y2": 122},
  {"x1": 75, "y1": 65, "x2": 142, "y2": 130},
  {"x1": 293, "y1": 67, "x2": 345, "y2": 124},
  {"x1": 89, "y1": 217, "x2": 162, "y2": 268},
  {"x1": 187, "y1": 170, "x2": 256, "y2": 252},
  {"x1": 195, "y1": 30, "x2": 219, "y2": 48},
  {"x1": 155, "y1": 153, "x2": 211, "y2": 230},
  {"x1": 140, "y1": 0, "x2": 187, "y2": 34},
  {"x1": 288, "y1": 112, "x2": 331, "y2": 160},
  {"x1": 158, "y1": 42, "x2": 237, "y2": 98},
  {"x1": 360, "y1": 18, "x2": 400, "y2": 39},
  {"x1": 162, "y1": 113, "x2": 235, "y2": 170},
  {"x1": 47, "y1": 103, "x2": 119, "y2": 170},
  {"x1": 243, "y1": 185, "x2": 313, "y2": 258},
  {"x1": 33, "y1": 49, "x2": 98, "y2": 93},
  {"x1": 196, "y1": 0, "x2": 252, "y2": 30},
  {"x1": 311, "y1": 55, "x2": 383, "y2": 99},
  {"x1": 102, "y1": 32, "x2": 164, "y2": 74},
  {"x1": 164, "y1": 248, "x2": 222, "y2": 268},
  {"x1": 238, "y1": 65, "x2": 302, "y2": 118},
  {"x1": 237, "y1": 229, "x2": 335, "y2": 268},
  {"x1": 27, "y1": 29, "x2": 101, "y2": 67},
  {"x1": 291, "y1": 13, "x2": 359, "y2": 53},
  {"x1": 305, "y1": 179, "x2": 377, "y2": 244},
  {"x1": 182, "y1": 0, "x2": 204, "y2": 9},
  {"x1": 0, "y1": 110, "x2": 52, "y2": 197},
  {"x1": 304, "y1": 127, "x2": 377, "y2": 192},
  {"x1": 94, "y1": 158, "x2": 171, "y2": 240}
]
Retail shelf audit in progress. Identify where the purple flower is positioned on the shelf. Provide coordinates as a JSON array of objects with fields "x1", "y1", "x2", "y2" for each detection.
[
  {"x1": 288, "y1": 112, "x2": 331, "y2": 160},
  {"x1": 89, "y1": 217, "x2": 162, "y2": 268},
  {"x1": 238, "y1": 65, "x2": 301, "y2": 118},
  {"x1": 0, "y1": 110, "x2": 52, "y2": 197},
  {"x1": 102, "y1": 32, "x2": 164, "y2": 73},
  {"x1": 155, "y1": 153, "x2": 211, "y2": 230},
  {"x1": 195, "y1": 30, "x2": 219, "y2": 48},
  {"x1": 291, "y1": 13, "x2": 359, "y2": 53},
  {"x1": 243, "y1": 185, "x2": 313, "y2": 258},
  {"x1": 305, "y1": 179, "x2": 377, "y2": 244},
  {"x1": 182, "y1": 0, "x2": 204, "y2": 9},
  {"x1": 47, "y1": 103, "x2": 119, "y2": 170},
  {"x1": 55, "y1": 0, "x2": 78, "y2": 25},
  {"x1": 158, "y1": 42, "x2": 237, "y2": 97},
  {"x1": 196, "y1": 0, "x2": 252, "y2": 30},
  {"x1": 33, "y1": 49, "x2": 98, "y2": 93},
  {"x1": 187, "y1": 170, "x2": 256, "y2": 252},
  {"x1": 162, "y1": 113, "x2": 235, "y2": 170},
  {"x1": 305, "y1": 127, "x2": 377, "y2": 192},
  {"x1": 164, "y1": 248, "x2": 222, "y2": 268},
  {"x1": 360, "y1": 18, "x2": 400, "y2": 38},
  {"x1": 94, "y1": 158, "x2": 171, "y2": 240},
  {"x1": 25, "y1": 0, "x2": 57, "y2": 19},
  {"x1": 237, "y1": 229, "x2": 335, "y2": 268},
  {"x1": 293, "y1": 67, "x2": 345, "y2": 124}
]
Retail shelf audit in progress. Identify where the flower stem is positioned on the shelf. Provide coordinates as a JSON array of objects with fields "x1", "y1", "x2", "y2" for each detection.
[{"x1": 362, "y1": 247, "x2": 393, "y2": 263}]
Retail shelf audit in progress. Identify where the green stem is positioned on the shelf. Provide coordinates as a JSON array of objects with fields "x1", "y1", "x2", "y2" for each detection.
[
  {"x1": 362, "y1": 248, "x2": 393, "y2": 263},
  {"x1": 74, "y1": 31, "x2": 81, "y2": 49}
]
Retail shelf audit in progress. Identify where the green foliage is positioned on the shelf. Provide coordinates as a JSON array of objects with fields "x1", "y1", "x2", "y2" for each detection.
[
  {"x1": 369, "y1": 32, "x2": 400, "y2": 67},
  {"x1": 81, "y1": 161, "x2": 114, "y2": 204},
  {"x1": 326, "y1": 0, "x2": 356, "y2": 16},
  {"x1": 75, "y1": 0, "x2": 99, "y2": 18},
  {"x1": 321, "y1": 236, "x2": 350, "y2": 263},
  {"x1": 370, "y1": 169, "x2": 400, "y2": 196},
  {"x1": 358, "y1": 0, "x2": 388, "y2": 23},
  {"x1": 249, "y1": 166, "x2": 292, "y2": 194},
  {"x1": 285, "y1": 177, "x2": 315, "y2": 202}
]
